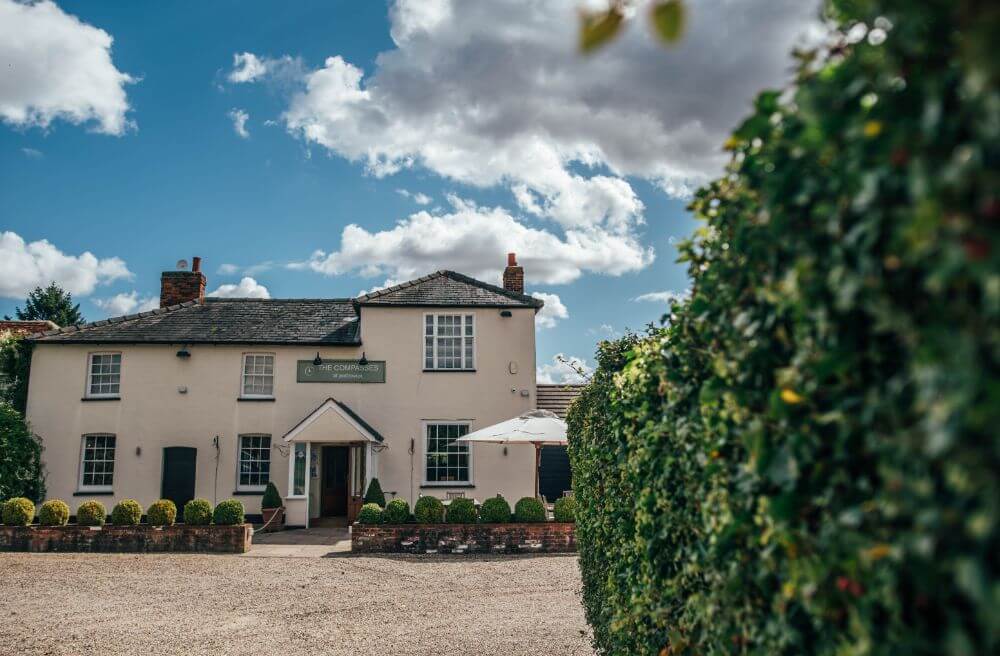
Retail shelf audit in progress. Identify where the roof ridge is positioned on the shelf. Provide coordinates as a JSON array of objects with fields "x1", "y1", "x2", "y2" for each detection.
[
  {"x1": 353, "y1": 270, "x2": 448, "y2": 302},
  {"x1": 353, "y1": 269, "x2": 543, "y2": 308},
  {"x1": 439, "y1": 270, "x2": 543, "y2": 305},
  {"x1": 32, "y1": 300, "x2": 201, "y2": 338},
  {"x1": 204, "y1": 297, "x2": 355, "y2": 303}
]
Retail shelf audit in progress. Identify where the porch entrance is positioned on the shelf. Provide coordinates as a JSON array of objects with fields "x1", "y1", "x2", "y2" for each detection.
[{"x1": 321, "y1": 445, "x2": 349, "y2": 517}]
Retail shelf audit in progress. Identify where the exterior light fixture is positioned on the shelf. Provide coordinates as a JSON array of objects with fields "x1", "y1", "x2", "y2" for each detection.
[
  {"x1": 176, "y1": 347, "x2": 191, "y2": 358},
  {"x1": 499, "y1": 310, "x2": 513, "y2": 317},
  {"x1": 313, "y1": 352, "x2": 323, "y2": 366},
  {"x1": 358, "y1": 352, "x2": 368, "y2": 366}
]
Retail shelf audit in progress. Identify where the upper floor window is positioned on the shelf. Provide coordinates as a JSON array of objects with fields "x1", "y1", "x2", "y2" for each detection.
[
  {"x1": 424, "y1": 314, "x2": 475, "y2": 370},
  {"x1": 79, "y1": 434, "x2": 116, "y2": 492},
  {"x1": 87, "y1": 353, "x2": 121, "y2": 398},
  {"x1": 237, "y1": 434, "x2": 271, "y2": 491},
  {"x1": 242, "y1": 353, "x2": 274, "y2": 397}
]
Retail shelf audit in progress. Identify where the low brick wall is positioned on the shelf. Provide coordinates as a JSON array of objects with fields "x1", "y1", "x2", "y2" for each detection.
[
  {"x1": 351, "y1": 522, "x2": 576, "y2": 554},
  {"x1": 0, "y1": 524, "x2": 252, "y2": 554}
]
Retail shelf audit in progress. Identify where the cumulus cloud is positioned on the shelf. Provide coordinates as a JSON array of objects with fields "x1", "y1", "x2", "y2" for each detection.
[
  {"x1": 396, "y1": 189, "x2": 432, "y2": 205},
  {"x1": 0, "y1": 231, "x2": 132, "y2": 299},
  {"x1": 93, "y1": 291, "x2": 158, "y2": 316},
  {"x1": 228, "y1": 52, "x2": 269, "y2": 83},
  {"x1": 217, "y1": 263, "x2": 240, "y2": 275},
  {"x1": 531, "y1": 292, "x2": 568, "y2": 329},
  {"x1": 0, "y1": 0, "x2": 135, "y2": 135},
  {"x1": 536, "y1": 353, "x2": 593, "y2": 385},
  {"x1": 209, "y1": 276, "x2": 271, "y2": 298},
  {"x1": 228, "y1": 108, "x2": 249, "y2": 138},
  {"x1": 288, "y1": 195, "x2": 653, "y2": 285},
  {"x1": 633, "y1": 289, "x2": 690, "y2": 304}
]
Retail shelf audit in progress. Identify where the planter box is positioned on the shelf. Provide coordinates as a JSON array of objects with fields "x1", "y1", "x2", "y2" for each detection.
[
  {"x1": 0, "y1": 524, "x2": 252, "y2": 554},
  {"x1": 351, "y1": 522, "x2": 576, "y2": 554},
  {"x1": 260, "y1": 507, "x2": 284, "y2": 533}
]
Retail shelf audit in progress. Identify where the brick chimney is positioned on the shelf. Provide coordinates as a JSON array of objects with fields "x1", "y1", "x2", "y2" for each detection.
[
  {"x1": 502, "y1": 252, "x2": 524, "y2": 294},
  {"x1": 160, "y1": 256, "x2": 206, "y2": 308}
]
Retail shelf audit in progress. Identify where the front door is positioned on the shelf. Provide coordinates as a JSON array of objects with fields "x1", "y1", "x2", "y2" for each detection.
[
  {"x1": 161, "y1": 447, "x2": 197, "y2": 516},
  {"x1": 321, "y1": 446, "x2": 349, "y2": 516}
]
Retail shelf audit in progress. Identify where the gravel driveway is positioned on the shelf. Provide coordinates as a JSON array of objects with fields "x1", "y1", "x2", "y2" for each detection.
[{"x1": 0, "y1": 552, "x2": 591, "y2": 656}]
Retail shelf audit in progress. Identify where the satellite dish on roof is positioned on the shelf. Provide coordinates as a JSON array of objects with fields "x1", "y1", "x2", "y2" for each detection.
[{"x1": 176, "y1": 259, "x2": 188, "y2": 270}]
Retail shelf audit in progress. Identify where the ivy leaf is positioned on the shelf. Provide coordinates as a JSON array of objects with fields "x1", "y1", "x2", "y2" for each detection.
[
  {"x1": 650, "y1": 0, "x2": 686, "y2": 45},
  {"x1": 579, "y1": 7, "x2": 625, "y2": 53}
]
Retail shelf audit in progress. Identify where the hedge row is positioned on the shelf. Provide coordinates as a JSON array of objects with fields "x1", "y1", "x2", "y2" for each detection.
[
  {"x1": 0, "y1": 498, "x2": 245, "y2": 527},
  {"x1": 356, "y1": 495, "x2": 572, "y2": 525},
  {"x1": 566, "y1": 2, "x2": 998, "y2": 654}
]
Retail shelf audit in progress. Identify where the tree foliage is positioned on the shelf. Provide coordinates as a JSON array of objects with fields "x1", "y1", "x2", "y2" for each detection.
[
  {"x1": 7, "y1": 282, "x2": 84, "y2": 327},
  {"x1": 0, "y1": 402, "x2": 44, "y2": 502},
  {"x1": 0, "y1": 332, "x2": 32, "y2": 414},
  {"x1": 566, "y1": 1, "x2": 998, "y2": 653}
]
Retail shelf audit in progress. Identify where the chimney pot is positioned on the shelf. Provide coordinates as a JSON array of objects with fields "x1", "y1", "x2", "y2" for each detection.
[
  {"x1": 192, "y1": 256, "x2": 201, "y2": 273},
  {"x1": 502, "y1": 252, "x2": 524, "y2": 295},
  {"x1": 507, "y1": 252, "x2": 517, "y2": 267}
]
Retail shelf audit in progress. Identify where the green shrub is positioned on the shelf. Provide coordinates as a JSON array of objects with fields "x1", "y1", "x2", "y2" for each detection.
[
  {"x1": 147, "y1": 499, "x2": 177, "y2": 526},
  {"x1": 513, "y1": 497, "x2": 546, "y2": 522},
  {"x1": 413, "y1": 495, "x2": 444, "y2": 523},
  {"x1": 212, "y1": 499, "x2": 244, "y2": 525},
  {"x1": 38, "y1": 500, "x2": 70, "y2": 526},
  {"x1": 261, "y1": 482, "x2": 282, "y2": 509},
  {"x1": 356, "y1": 502, "x2": 384, "y2": 524},
  {"x1": 383, "y1": 498, "x2": 410, "y2": 524},
  {"x1": 2, "y1": 497, "x2": 35, "y2": 526},
  {"x1": 0, "y1": 401, "x2": 44, "y2": 501},
  {"x1": 445, "y1": 497, "x2": 477, "y2": 524},
  {"x1": 553, "y1": 496, "x2": 577, "y2": 523},
  {"x1": 363, "y1": 478, "x2": 386, "y2": 507},
  {"x1": 183, "y1": 498, "x2": 213, "y2": 525},
  {"x1": 110, "y1": 499, "x2": 142, "y2": 526},
  {"x1": 479, "y1": 496, "x2": 511, "y2": 523},
  {"x1": 76, "y1": 500, "x2": 106, "y2": 526}
]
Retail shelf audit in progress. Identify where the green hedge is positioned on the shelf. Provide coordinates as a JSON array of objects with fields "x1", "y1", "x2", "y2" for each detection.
[
  {"x1": 445, "y1": 497, "x2": 477, "y2": 523},
  {"x1": 357, "y1": 502, "x2": 383, "y2": 524},
  {"x1": 38, "y1": 500, "x2": 70, "y2": 526},
  {"x1": 566, "y1": 2, "x2": 999, "y2": 654},
  {"x1": 183, "y1": 499, "x2": 213, "y2": 525},
  {"x1": 110, "y1": 499, "x2": 142, "y2": 526},
  {"x1": 479, "y1": 496, "x2": 512, "y2": 523},
  {"x1": 413, "y1": 496, "x2": 444, "y2": 523},
  {"x1": 212, "y1": 499, "x2": 244, "y2": 526},
  {"x1": 76, "y1": 501, "x2": 106, "y2": 527},
  {"x1": 363, "y1": 478, "x2": 386, "y2": 507},
  {"x1": 553, "y1": 496, "x2": 576, "y2": 523},
  {"x1": 383, "y1": 498, "x2": 410, "y2": 524},
  {"x1": 147, "y1": 499, "x2": 177, "y2": 526},
  {"x1": 2, "y1": 497, "x2": 35, "y2": 526},
  {"x1": 513, "y1": 497, "x2": 545, "y2": 523},
  {"x1": 0, "y1": 402, "x2": 44, "y2": 502}
]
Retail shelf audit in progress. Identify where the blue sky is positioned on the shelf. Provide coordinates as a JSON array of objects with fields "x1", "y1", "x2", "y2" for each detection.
[{"x1": 0, "y1": 0, "x2": 819, "y2": 381}]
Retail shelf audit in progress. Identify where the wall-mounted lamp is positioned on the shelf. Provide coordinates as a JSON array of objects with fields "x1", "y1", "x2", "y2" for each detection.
[
  {"x1": 313, "y1": 352, "x2": 323, "y2": 366},
  {"x1": 499, "y1": 310, "x2": 513, "y2": 318},
  {"x1": 176, "y1": 347, "x2": 191, "y2": 358},
  {"x1": 358, "y1": 351, "x2": 368, "y2": 366},
  {"x1": 135, "y1": 446, "x2": 142, "y2": 457}
]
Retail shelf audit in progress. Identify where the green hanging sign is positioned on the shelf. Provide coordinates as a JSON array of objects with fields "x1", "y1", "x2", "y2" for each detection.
[{"x1": 296, "y1": 359, "x2": 386, "y2": 383}]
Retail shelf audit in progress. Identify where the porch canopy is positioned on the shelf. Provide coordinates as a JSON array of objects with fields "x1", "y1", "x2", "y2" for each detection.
[
  {"x1": 282, "y1": 397, "x2": 385, "y2": 444},
  {"x1": 455, "y1": 409, "x2": 567, "y2": 498}
]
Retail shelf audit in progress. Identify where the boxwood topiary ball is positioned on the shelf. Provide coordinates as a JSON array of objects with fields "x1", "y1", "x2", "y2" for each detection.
[
  {"x1": 479, "y1": 496, "x2": 512, "y2": 523},
  {"x1": 183, "y1": 499, "x2": 213, "y2": 525},
  {"x1": 383, "y1": 498, "x2": 410, "y2": 524},
  {"x1": 212, "y1": 499, "x2": 245, "y2": 525},
  {"x1": 2, "y1": 497, "x2": 35, "y2": 526},
  {"x1": 38, "y1": 500, "x2": 70, "y2": 526},
  {"x1": 147, "y1": 499, "x2": 177, "y2": 526},
  {"x1": 76, "y1": 500, "x2": 107, "y2": 526},
  {"x1": 553, "y1": 496, "x2": 577, "y2": 523},
  {"x1": 514, "y1": 496, "x2": 546, "y2": 522},
  {"x1": 111, "y1": 499, "x2": 143, "y2": 526},
  {"x1": 357, "y1": 502, "x2": 384, "y2": 524},
  {"x1": 446, "y1": 497, "x2": 477, "y2": 523},
  {"x1": 414, "y1": 495, "x2": 445, "y2": 523}
]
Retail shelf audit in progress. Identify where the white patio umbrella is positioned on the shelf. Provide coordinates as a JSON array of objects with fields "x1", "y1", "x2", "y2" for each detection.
[{"x1": 455, "y1": 409, "x2": 568, "y2": 498}]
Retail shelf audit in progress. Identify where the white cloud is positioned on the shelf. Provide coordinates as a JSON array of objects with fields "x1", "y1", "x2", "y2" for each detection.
[
  {"x1": 588, "y1": 323, "x2": 618, "y2": 338},
  {"x1": 208, "y1": 276, "x2": 271, "y2": 299},
  {"x1": 216, "y1": 261, "x2": 273, "y2": 276},
  {"x1": 531, "y1": 292, "x2": 568, "y2": 329},
  {"x1": 356, "y1": 278, "x2": 403, "y2": 297},
  {"x1": 633, "y1": 289, "x2": 690, "y2": 304},
  {"x1": 93, "y1": 291, "x2": 158, "y2": 316},
  {"x1": 0, "y1": 0, "x2": 135, "y2": 135},
  {"x1": 21, "y1": 147, "x2": 42, "y2": 159},
  {"x1": 228, "y1": 52, "x2": 269, "y2": 83},
  {"x1": 229, "y1": 108, "x2": 249, "y2": 138},
  {"x1": 0, "y1": 231, "x2": 132, "y2": 299},
  {"x1": 217, "y1": 263, "x2": 239, "y2": 275},
  {"x1": 396, "y1": 189, "x2": 432, "y2": 205},
  {"x1": 288, "y1": 195, "x2": 653, "y2": 285},
  {"x1": 536, "y1": 353, "x2": 592, "y2": 385}
]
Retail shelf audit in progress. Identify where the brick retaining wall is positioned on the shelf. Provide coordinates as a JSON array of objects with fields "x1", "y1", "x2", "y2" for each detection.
[
  {"x1": 351, "y1": 522, "x2": 576, "y2": 554},
  {"x1": 0, "y1": 524, "x2": 252, "y2": 554}
]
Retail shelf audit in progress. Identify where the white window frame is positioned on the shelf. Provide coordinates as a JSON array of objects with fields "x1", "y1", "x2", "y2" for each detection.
[
  {"x1": 422, "y1": 313, "x2": 476, "y2": 371},
  {"x1": 85, "y1": 352, "x2": 122, "y2": 398},
  {"x1": 236, "y1": 434, "x2": 272, "y2": 492},
  {"x1": 421, "y1": 420, "x2": 474, "y2": 486},
  {"x1": 240, "y1": 352, "x2": 275, "y2": 398},
  {"x1": 77, "y1": 433, "x2": 116, "y2": 493}
]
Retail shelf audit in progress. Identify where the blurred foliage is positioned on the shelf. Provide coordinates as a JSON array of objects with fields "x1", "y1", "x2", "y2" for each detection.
[
  {"x1": 567, "y1": 0, "x2": 998, "y2": 653},
  {"x1": 0, "y1": 401, "x2": 44, "y2": 502},
  {"x1": 0, "y1": 331, "x2": 32, "y2": 414},
  {"x1": 580, "y1": 0, "x2": 686, "y2": 53}
]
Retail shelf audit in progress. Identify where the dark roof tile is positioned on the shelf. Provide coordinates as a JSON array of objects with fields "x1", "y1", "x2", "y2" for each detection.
[{"x1": 356, "y1": 270, "x2": 543, "y2": 308}]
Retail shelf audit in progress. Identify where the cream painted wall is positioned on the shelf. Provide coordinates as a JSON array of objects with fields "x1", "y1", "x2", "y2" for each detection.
[{"x1": 26, "y1": 305, "x2": 538, "y2": 517}]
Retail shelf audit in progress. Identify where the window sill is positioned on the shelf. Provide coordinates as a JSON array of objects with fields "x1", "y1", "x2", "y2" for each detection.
[
  {"x1": 237, "y1": 397, "x2": 276, "y2": 402},
  {"x1": 233, "y1": 490, "x2": 265, "y2": 496},
  {"x1": 73, "y1": 490, "x2": 114, "y2": 496},
  {"x1": 420, "y1": 483, "x2": 476, "y2": 489},
  {"x1": 81, "y1": 397, "x2": 120, "y2": 402},
  {"x1": 422, "y1": 369, "x2": 477, "y2": 373}
]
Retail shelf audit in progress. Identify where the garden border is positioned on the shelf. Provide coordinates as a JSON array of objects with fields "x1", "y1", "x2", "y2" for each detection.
[
  {"x1": 351, "y1": 522, "x2": 576, "y2": 554},
  {"x1": 0, "y1": 524, "x2": 252, "y2": 553}
]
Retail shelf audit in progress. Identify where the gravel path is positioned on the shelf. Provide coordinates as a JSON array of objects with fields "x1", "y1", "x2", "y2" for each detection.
[{"x1": 0, "y1": 552, "x2": 592, "y2": 656}]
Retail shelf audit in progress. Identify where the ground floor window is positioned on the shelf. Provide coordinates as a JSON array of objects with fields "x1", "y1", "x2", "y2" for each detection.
[
  {"x1": 237, "y1": 434, "x2": 271, "y2": 491},
  {"x1": 350, "y1": 444, "x2": 366, "y2": 496},
  {"x1": 79, "y1": 434, "x2": 116, "y2": 491},
  {"x1": 425, "y1": 423, "x2": 470, "y2": 484},
  {"x1": 292, "y1": 443, "x2": 307, "y2": 496}
]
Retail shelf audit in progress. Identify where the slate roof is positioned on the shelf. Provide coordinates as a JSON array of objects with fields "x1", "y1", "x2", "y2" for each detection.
[
  {"x1": 536, "y1": 384, "x2": 585, "y2": 419},
  {"x1": 355, "y1": 270, "x2": 543, "y2": 308},
  {"x1": 32, "y1": 298, "x2": 360, "y2": 345}
]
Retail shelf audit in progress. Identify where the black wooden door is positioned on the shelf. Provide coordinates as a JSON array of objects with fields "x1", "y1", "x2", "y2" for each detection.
[
  {"x1": 322, "y1": 446, "x2": 349, "y2": 516},
  {"x1": 539, "y1": 445, "x2": 572, "y2": 501},
  {"x1": 161, "y1": 447, "x2": 197, "y2": 517}
]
